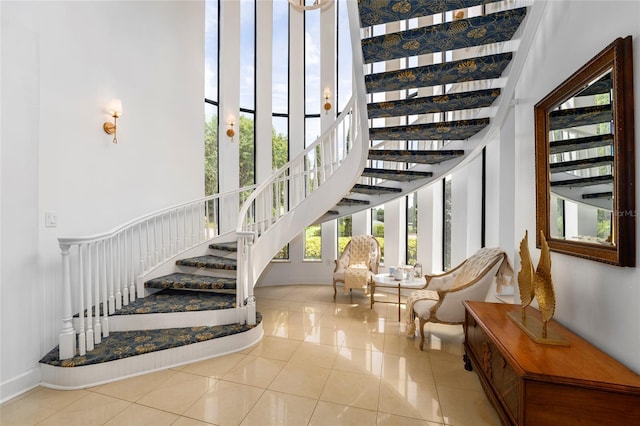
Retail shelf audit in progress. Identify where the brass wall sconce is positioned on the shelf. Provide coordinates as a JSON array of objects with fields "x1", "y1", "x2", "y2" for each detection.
[
  {"x1": 103, "y1": 99, "x2": 123, "y2": 144},
  {"x1": 323, "y1": 89, "x2": 332, "y2": 114},
  {"x1": 226, "y1": 119, "x2": 235, "y2": 142}
]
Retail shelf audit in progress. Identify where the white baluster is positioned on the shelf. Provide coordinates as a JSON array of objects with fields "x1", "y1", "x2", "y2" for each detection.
[
  {"x1": 93, "y1": 243, "x2": 102, "y2": 344},
  {"x1": 145, "y1": 221, "x2": 151, "y2": 271},
  {"x1": 116, "y1": 233, "x2": 122, "y2": 310},
  {"x1": 129, "y1": 227, "x2": 136, "y2": 302},
  {"x1": 77, "y1": 245, "x2": 86, "y2": 356},
  {"x1": 153, "y1": 217, "x2": 159, "y2": 265},
  {"x1": 85, "y1": 243, "x2": 94, "y2": 351},
  {"x1": 161, "y1": 213, "x2": 166, "y2": 259},
  {"x1": 108, "y1": 238, "x2": 115, "y2": 315},
  {"x1": 101, "y1": 240, "x2": 109, "y2": 338},
  {"x1": 122, "y1": 230, "x2": 129, "y2": 305},
  {"x1": 59, "y1": 244, "x2": 76, "y2": 359}
]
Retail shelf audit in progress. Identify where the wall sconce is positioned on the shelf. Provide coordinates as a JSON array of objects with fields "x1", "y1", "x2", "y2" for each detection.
[
  {"x1": 103, "y1": 99, "x2": 123, "y2": 144},
  {"x1": 226, "y1": 119, "x2": 235, "y2": 142},
  {"x1": 323, "y1": 89, "x2": 332, "y2": 114}
]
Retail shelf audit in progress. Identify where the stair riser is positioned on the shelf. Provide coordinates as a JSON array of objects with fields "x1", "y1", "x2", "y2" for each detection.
[
  {"x1": 106, "y1": 308, "x2": 239, "y2": 331},
  {"x1": 175, "y1": 266, "x2": 236, "y2": 278},
  {"x1": 40, "y1": 325, "x2": 263, "y2": 390}
]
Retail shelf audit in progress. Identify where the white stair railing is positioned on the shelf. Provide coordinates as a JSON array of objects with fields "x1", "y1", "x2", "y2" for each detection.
[
  {"x1": 235, "y1": 0, "x2": 371, "y2": 325},
  {"x1": 57, "y1": 186, "x2": 255, "y2": 359}
]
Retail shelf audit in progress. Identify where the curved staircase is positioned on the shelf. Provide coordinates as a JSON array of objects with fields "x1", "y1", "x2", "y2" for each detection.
[
  {"x1": 318, "y1": 0, "x2": 536, "y2": 221},
  {"x1": 41, "y1": 0, "x2": 543, "y2": 389}
]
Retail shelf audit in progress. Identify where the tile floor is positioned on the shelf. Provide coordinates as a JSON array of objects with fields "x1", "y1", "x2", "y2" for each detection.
[{"x1": 0, "y1": 284, "x2": 500, "y2": 426}]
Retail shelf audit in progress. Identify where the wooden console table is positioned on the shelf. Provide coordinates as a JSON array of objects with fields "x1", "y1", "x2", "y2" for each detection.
[{"x1": 463, "y1": 301, "x2": 640, "y2": 425}]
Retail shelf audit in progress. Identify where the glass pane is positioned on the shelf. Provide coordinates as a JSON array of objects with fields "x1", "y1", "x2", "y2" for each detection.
[
  {"x1": 272, "y1": 116, "x2": 289, "y2": 171},
  {"x1": 273, "y1": 244, "x2": 289, "y2": 260},
  {"x1": 337, "y1": 215, "x2": 352, "y2": 256},
  {"x1": 305, "y1": 9, "x2": 321, "y2": 115},
  {"x1": 337, "y1": 0, "x2": 352, "y2": 113},
  {"x1": 240, "y1": 0, "x2": 256, "y2": 110},
  {"x1": 305, "y1": 224, "x2": 322, "y2": 260},
  {"x1": 443, "y1": 176, "x2": 452, "y2": 270},
  {"x1": 407, "y1": 193, "x2": 418, "y2": 265},
  {"x1": 205, "y1": 0, "x2": 219, "y2": 101},
  {"x1": 204, "y1": 103, "x2": 218, "y2": 196},
  {"x1": 305, "y1": 117, "x2": 320, "y2": 148},
  {"x1": 371, "y1": 206, "x2": 384, "y2": 263},
  {"x1": 273, "y1": 0, "x2": 289, "y2": 115},
  {"x1": 239, "y1": 112, "x2": 255, "y2": 186}
]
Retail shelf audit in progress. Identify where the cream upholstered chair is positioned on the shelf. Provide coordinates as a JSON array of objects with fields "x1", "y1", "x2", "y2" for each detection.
[
  {"x1": 333, "y1": 235, "x2": 381, "y2": 300},
  {"x1": 406, "y1": 247, "x2": 513, "y2": 350}
]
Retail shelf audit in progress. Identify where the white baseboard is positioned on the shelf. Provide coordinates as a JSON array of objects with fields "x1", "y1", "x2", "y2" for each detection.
[{"x1": 0, "y1": 367, "x2": 41, "y2": 404}]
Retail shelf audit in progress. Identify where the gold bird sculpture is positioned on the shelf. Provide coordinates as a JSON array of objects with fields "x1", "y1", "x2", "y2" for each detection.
[
  {"x1": 518, "y1": 230, "x2": 536, "y2": 322},
  {"x1": 534, "y1": 231, "x2": 556, "y2": 338}
]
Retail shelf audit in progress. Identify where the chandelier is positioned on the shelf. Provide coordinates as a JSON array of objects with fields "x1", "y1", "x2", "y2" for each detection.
[{"x1": 288, "y1": 0, "x2": 332, "y2": 11}]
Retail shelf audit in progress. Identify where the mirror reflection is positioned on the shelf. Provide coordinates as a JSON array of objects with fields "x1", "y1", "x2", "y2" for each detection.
[{"x1": 547, "y1": 69, "x2": 614, "y2": 245}]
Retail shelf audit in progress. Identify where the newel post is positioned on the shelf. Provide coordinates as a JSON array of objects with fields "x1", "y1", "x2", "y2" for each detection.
[
  {"x1": 245, "y1": 232, "x2": 256, "y2": 326},
  {"x1": 59, "y1": 244, "x2": 76, "y2": 359}
]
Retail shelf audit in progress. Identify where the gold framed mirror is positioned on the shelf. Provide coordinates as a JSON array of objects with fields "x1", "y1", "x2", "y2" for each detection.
[{"x1": 535, "y1": 36, "x2": 635, "y2": 266}]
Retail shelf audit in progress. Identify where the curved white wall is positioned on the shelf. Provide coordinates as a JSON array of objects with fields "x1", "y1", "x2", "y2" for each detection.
[{"x1": 0, "y1": 0, "x2": 204, "y2": 401}]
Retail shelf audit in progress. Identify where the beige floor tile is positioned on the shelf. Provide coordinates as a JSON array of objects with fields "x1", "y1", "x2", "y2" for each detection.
[
  {"x1": 136, "y1": 372, "x2": 216, "y2": 415},
  {"x1": 223, "y1": 355, "x2": 285, "y2": 388},
  {"x1": 263, "y1": 322, "x2": 308, "y2": 341},
  {"x1": 437, "y1": 385, "x2": 501, "y2": 426},
  {"x1": 381, "y1": 353, "x2": 434, "y2": 385},
  {"x1": 90, "y1": 369, "x2": 179, "y2": 402},
  {"x1": 289, "y1": 342, "x2": 338, "y2": 369},
  {"x1": 269, "y1": 362, "x2": 331, "y2": 399},
  {"x1": 309, "y1": 400, "x2": 378, "y2": 426},
  {"x1": 304, "y1": 325, "x2": 347, "y2": 346},
  {"x1": 182, "y1": 380, "x2": 264, "y2": 426},
  {"x1": 382, "y1": 333, "x2": 423, "y2": 356},
  {"x1": 333, "y1": 346, "x2": 384, "y2": 377},
  {"x1": 429, "y1": 352, "x2": 483, "y2": 393},
  {"x1": 320, "y1": 370, "x2": 380, "y2": 411},
  {"x1": 103, "y1": 403, "x2": 179, "y2": 425},
  {"x1": 378, "y1": 380, "x2": 443, "y2": 423},
  {"x1": 248, "y1": 336, "x2": 301, "y2": 361},
  {"x1": 179, "y1": 353, "x2": 246, "y2": 378},
  {"x1": 240, "y1": 390, "x2": 317, "y2": 426},
  {"x1": 377, "y1": 412, "x2": 443, "y2": 426},
  {"x1": 37, "y1": 393, "x2": 131, "y2": 426},
  {"x1": 172, "y1": 416, "x2": 214, "y2": 425},
  {"x1": 341, "y1": 328, "x2": 386, "y2": 352},
  {"x1": 0, "y1": 387, "x2": 89, "y2": 426}
]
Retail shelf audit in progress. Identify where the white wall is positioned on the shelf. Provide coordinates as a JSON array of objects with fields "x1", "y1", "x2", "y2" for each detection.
[
  {"x1": 0, "y1": 0, "x2": 204, "y2": 401},
  {"x1": 514, "y1": 0, "x2": 640, "y2": 373}
]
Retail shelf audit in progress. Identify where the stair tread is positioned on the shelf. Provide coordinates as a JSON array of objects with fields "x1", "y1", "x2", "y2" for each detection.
[
  {"x1": 351, "y1": 184, "x2": 403, "y2": 195},
  {"x1": 116, "y1": 289, "x2": 235, "y2": 315},
  {"x1": 582, "y1": 191, "x2": 613, "y2": 200},
  {"x1": 362, "y1": 168, "x2": 433, "y2": 182},
  {"x1": 146, "y1": 272, "x2": 236, "y2": 290},
  {"x1": 208, "y1": 242, "x2": 238, "y2": 252},
  {"x1": 365, "y1": 52, "x2": 512, "y2": 94},
  {"x1": 359, "y1": 0, "x2": 503, "y2": 27},
  {"x1": 176, "y1": 255, "x2": 237, "y2": 270},
  {"x1": 549, "y1": 104, "x2": 612, "y2": 131},
  {"x1": 367, "y1": 88, "x2": 501, "y2": 119},
  {"x1": 39, "y1": 313, "x2": 262, "y2": 368},
  {"x1": 362, "y1": 8, "x2": 526, "y2": 64},
  {"x1": 550, "y1": 134, "x2": 613, "y2": 154},
  {"x1": 369, "y1": 118, "x2": 490, "y2": 141},
  {"x1": 369, "y1": 149, "x2": 465, "y2": 164},
  {"x1": 550, "y1": 156, "x2": 614, "y2": 173},
  {"x1": 551, "y1": 175, "x2": 614, "y2": 187},
  {"x1": 338, "y1": 198, "x2": 371, "y2": 206}
]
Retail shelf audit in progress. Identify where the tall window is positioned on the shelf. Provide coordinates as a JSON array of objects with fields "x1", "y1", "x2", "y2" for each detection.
[
  {"x1": 272, "y1": 0, "x2": 290, "y2": 260},
  {"x1": 443, "y1": 175, "x2": 452, "y2": 270},
  {"x1": 371, "y1": 206, "x2": 384, "y2": 263},
  {"x1": 304, "y1": 224, "x2": 322, "y2": 260},
  {"x1": 406, "y1": 193, "x2": 417, "y2": 265},
  {"x1": 337, "y1": 215, "x2": 352, "y2": 256},
  {"x1": 239, "y1": 0, "x2": 256, "y2": 187},
  {"x1": 204, "y1": 0, "x2": 219, "y2": 196}
]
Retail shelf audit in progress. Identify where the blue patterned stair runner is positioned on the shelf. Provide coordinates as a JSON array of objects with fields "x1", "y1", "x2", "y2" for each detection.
[
  {"x1": 145, "y1": 272, "x2": 236, "y2": 291},
  {"x1": 176, "y1": 254, "x2": 237, "y2": 270}
]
